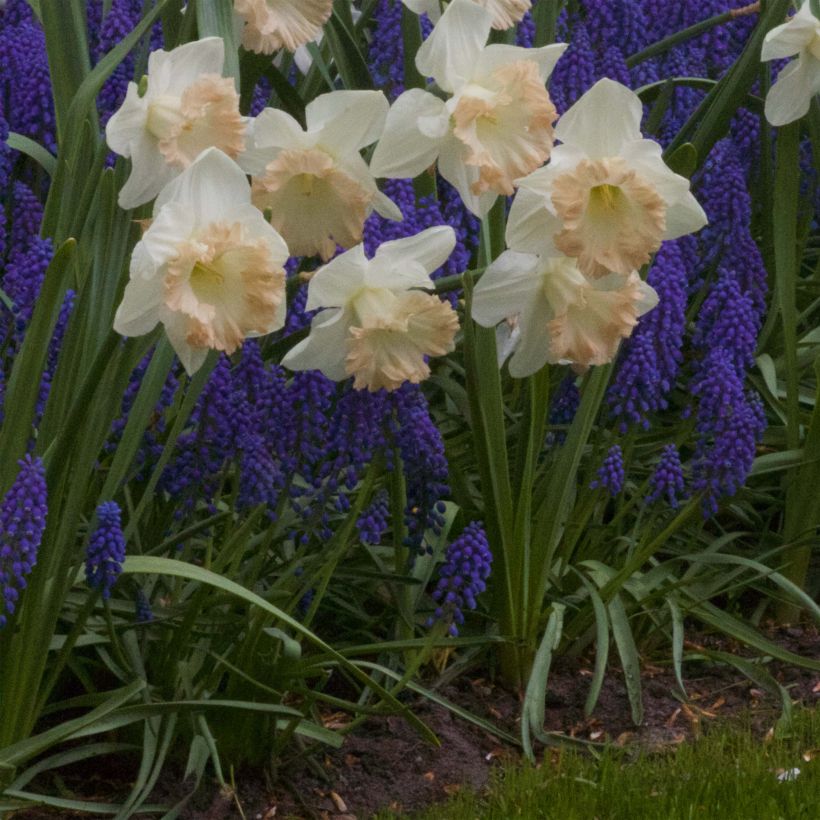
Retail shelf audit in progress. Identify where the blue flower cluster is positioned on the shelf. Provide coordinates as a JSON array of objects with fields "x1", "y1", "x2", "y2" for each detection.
[
  {"x1": 429, "y1": 522, "x2": 492, "y2": 636},
  {"x1": 647, "y1": 444, "x2": 686, "y2": 509},
  {"x1": 85, "y1": 501, "x2": 126, "y2": 599},
  {"x1": 0, "y1": 455, "x2": 48, "y2": 627},
  {"x1": 590, "y1": 445, "x2": 625, "y2": 496}
]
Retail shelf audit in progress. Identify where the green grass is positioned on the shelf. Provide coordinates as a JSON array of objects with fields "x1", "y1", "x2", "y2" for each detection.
[{"x1": 382, "y1": 709, "x2": 820, "y2": 819}]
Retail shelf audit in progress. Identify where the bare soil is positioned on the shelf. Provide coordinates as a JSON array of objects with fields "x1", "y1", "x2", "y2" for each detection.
[{"x1": 10, "y1": 625, "x2": 820, "y2": 820}]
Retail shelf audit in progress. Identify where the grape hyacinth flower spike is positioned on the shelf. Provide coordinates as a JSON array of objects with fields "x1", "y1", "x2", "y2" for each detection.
[
  {"x1": 113, "y1": 148, "x2": 289, "y2": 374},
  {"x1": 283, "y1": 226, "x2": 459, "y2": 391},
  {"x1": 760, "y1": 1, "x2": 820, "y2": 126},
  {"x1": 105, "y1": 37, "x2": 245, "y2": 209},
  {"x1": 429, "y1": 522, "x2": 492, "y2": 636},
  {"x1": 86, "y1": 501, "x2": 126, "y2": 599},
  {"x1": 233, "y1": 0, "x2": 334, "y2": 54},
  {"x1": 507, "y1": 78, "x2": 708, "y2": 277},
  {"x1": 0, "y1": 455, "x2": 47, "y2": 627},
  {"x1": 239, "y1": 90, "x2": 400, "y2": 260},
  {"x1": 370, "y1": 0, "x2": 566, "y2": 216}
]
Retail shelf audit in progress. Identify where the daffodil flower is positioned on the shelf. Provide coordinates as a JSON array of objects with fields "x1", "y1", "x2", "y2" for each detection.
[
  {"x1": 233, "y1": 0, "x2": 334, "y2": 54},
  {"x1": 239, "y1": 90, "x2": 400, "y2": 261},
  {"x1": 401, "y1": 0, "x2": 531, "y2": 30},
  {"x1": 506, "y1": 79, "x2": 707, "y2": 279},
  {"x1": 282, "y1": 226, "x2": 459, "y2": 391},
  {"x1": 471, "y1": 250, "x2": 658, "y2": 376},
  {"x1": 106, "y1": 38, "x2": 246, "y2": 210},
  {"x1": 370, "y1": 0, "x2": 566, "y2": 217},
  {"x1": 113, "y1": 149, "x2": 289, "y2": 375},
  {"x1": 761, "y1": 1, "x2": 820, "y2": 126}
]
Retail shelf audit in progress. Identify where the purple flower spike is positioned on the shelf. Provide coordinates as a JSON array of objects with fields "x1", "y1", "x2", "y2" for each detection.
[
  {"x1": 0, "y1": 455, "x2": 48, "y2": 627},
  {"x1": 429, "y1": 522, "x2": 492, "y2": 637},
  {"x1": 86, "y1": 501, "x2": 126, "y2": 599}
]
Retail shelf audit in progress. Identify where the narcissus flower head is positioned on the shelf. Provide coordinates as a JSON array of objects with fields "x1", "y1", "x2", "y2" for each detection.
[
  {"x1": 113, "y1": 149, "x2": 289, "y2": 375},
  {"x1": 761, "y1": 1, "x2": 820, "y2": 126},
  {"x1": 506, "y1": 78, "x2": 707, "y2": 278},
  {"x1": 106, "y1": 38, "x2": 245, "y2": 209},
  {"x1": 234, "y1": 0, "x2": 334, "y2": 54},
  {"x1": 402, "y1": 0, "x2": 531, "y2": 30},
  {"x1": 240, "y1": 90, "x2": 400, "y2": 261},
  {"x1": 282, "y1": 226, "x2": 459, "y2": 391},
  {"x1": 370, "y1": 0, "x2": 565, "y2": 216},
  {"x1": 471, "y1": 249, "x2": 658, "y2": 376}
]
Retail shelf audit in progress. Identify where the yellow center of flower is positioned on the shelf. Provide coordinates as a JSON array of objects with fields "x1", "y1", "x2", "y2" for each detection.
[
  {"x1": 252, "y1": 148, "x2": 373, "y2": 261},
  {"x1": 147, "y1": 75, "x2": 245, "y2": 169},
  {"x1": 551, "y1": 157, "x2": 666, "y2": 278},
  {"x1": 452, "y1": 60, "x2": 558, "y2": 197},
  {"x1": 164, "y1": 222, "x2": 285, "y2": 354}
]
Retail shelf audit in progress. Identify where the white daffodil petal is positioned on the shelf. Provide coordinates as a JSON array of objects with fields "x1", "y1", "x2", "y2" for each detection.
[
  {"x1": 663, "y1": 191, "x2": 708, "y2": 240},
  {"x1": 149, "y1": 37, "x2": 225, "y2": 93},
  {"x1": 155, "y1": 148, "x2": 252, "y2": 223},
  {"x1": 162, "y1": 312, "x2": 210, "y2": 376},
  {"x1": 117, "y1": 135, "x2": 177, "y2": 210},
  {"x1": 437, "y1": 136, "x2": 489, "y2": 217},
  {"x1": 471, "y1": 250, "x2": 542, "y2": 327},
  {"x1": 478, "y1": 42, "x2": 567, "y2": 82},
  {"x1": 764, "y1": 57, "x2": 818, "y2": 126},
  {"x1": 113, "y1": 275, "x2": 164, "y2": 337},
  {"x1": 139, "y1": 203, "x2": 196, "y2": 271},
  {"x1": 402, "y1": 0, "x2": 442, "y2": 20},
  {"x1": 505, "y1": 186, "x2": 560, "y2": 256},
  {"x1": 415, "y1": 0, "x2": 494, "y2": 92},
  {"x1": 373, "y1": 190, "x2": 404, "y2": 222},
  {"x1": 369, "y1": 89, "x2": 447, "y2": 179},
  {"x1": 308, "y1": 90, "x2": 389, "y2": 155},
  {"x1": 105, "y1": 84, "x2": 148, "y2": 157},
  {"x1": 374, "y1": 225, "x2": 457, "y2": 278},
  {"x1": 555, "y1": 78, "x2": 644, "y2": 159},
  {"x1": 282, "y1": 308, "x2": 350, "y2": 380},
  {"x1": 244, "y1": 108, "x2": 307, "y2": 154},
  {"x1": 305, "y1": 245, "x2": 369, "y2": 311},
  {"x1": 508, "y1": 293, "x2": 554, "y2": 377},
  {"x1": 761, "y1": 5, "x2": 818, "y2": 61}
]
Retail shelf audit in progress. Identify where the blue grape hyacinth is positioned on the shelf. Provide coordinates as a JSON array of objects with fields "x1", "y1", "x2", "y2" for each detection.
[
  {"x1": 86, "y1": 501, "x2": 126, "y2": 599},
  {"x1": 0, "y1": 455, "x2": 47, "y2": 627},
  {"x1": 429, "y1": 522, "x2": 492, "y2": 636}
]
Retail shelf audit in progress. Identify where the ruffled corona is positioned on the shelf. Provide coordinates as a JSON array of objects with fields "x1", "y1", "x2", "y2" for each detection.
[
  {"x1": 113, "y1": 149, "x2": 289, "y2": 374},
  {"x1": 370, "y1": 0, "x2": 566, "y2": 216},
  {"x1": 164, "y1": 222, "x2": 285, "y2": 355},
  {"x1": 471, "y1": 250, "x2": 658, "y2": 376},
  {"x1": 551, "y1": 158, "x2": 666, "y2": 277},
  {"x1": 506, "y1": 79, "x2": 707, "y2": 271},
  {"x1": 252, "y1": 148, "x2": 372, "y2": 260},
  {"x1": 282, "y1": 227, "x2": 459, "y2": 391},
  {"x1": 150, "y1": 75, "x2": 245, "y2": 169},
  {"x1": 239, "y1": 90, "x2": 399, "y2": 261},
  {"x1": 453, "y1": 60, "x2": 558, "y2": 196},
  {"x1": 106, "y1": 38, "x2": 246, "y2": 209},
  {"x1": 235, "y1": 0, "x2": 334, "y2": 54},
  {"x1": 346, "y1": 291, "x2": 459, "y2": 391}
]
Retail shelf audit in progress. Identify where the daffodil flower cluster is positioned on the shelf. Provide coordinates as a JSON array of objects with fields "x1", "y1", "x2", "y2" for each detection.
[
  {"x1": 472, "y1": 78, "x2": 707, "y2": 375},
  {"x1": 105, "y1": 1, "x2": 709, "y2": 389}
]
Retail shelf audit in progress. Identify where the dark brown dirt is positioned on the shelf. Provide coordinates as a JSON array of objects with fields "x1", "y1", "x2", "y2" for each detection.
[{"x1": 9, "y1": 625, "x2": 820, "y2": 820}]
